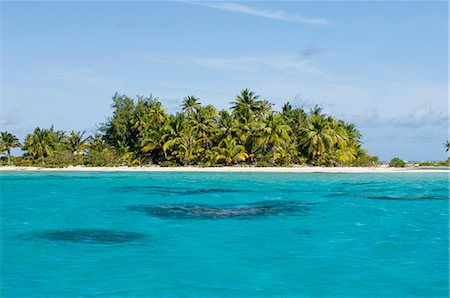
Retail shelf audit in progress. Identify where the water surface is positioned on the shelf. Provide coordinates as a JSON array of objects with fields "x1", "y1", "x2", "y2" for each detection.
[{"x1": 1, "y1": 172, "x2": 448, "y2": 297}]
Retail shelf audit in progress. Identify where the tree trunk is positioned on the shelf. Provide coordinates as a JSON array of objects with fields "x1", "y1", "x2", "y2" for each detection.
[{"x1": 7, "y1": 149, "x2": 10, "y2": 164}]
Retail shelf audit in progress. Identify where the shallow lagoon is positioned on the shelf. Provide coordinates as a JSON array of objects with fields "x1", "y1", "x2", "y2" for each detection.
[{"x1": 1, "y1": 172, "x2": 448, "y2": 297}]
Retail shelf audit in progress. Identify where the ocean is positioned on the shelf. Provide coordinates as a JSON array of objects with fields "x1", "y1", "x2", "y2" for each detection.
[{"x1": 1, "y1": 172, "x2": 448, "y2": 297}]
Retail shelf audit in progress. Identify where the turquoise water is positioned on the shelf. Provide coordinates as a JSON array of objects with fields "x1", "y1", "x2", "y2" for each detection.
[{"x1": 1, "y1": 172, "x2": 448, "y2": 297}]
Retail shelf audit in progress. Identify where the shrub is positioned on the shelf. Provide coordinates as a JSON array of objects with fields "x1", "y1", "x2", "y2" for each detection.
[
  {"x1": 255, "y1": 160, "x2": 270, "y2": 167},
  {"x1": 159, "y1": 161, "x2": 174, "y2": 167},
  {"x1": 84, "y1": 149, "x2": 119, "y2": 167},
  {"x1": 389, "y1": 157, "x2": 406, "y2": 167},
  {"x1": 353, "y1": 155, "x2": 380, "y2": 167},
  {"x1": 419, "y1": 158, "x2": 450, "y2": 167}
]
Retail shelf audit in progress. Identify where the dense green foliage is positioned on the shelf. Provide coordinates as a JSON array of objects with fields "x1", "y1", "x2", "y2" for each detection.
[
  {"x1": 0, "y1": 132, "x2": 21, "y2": 163},
  {"x1": 389, "y1": 157, "x2": 406, "y2": 168},
  {"x1": 3, "y1": 90, "x2": 381, "y2": 167}
]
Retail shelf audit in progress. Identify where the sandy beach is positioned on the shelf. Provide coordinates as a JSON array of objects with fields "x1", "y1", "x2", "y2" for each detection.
[{"x1": 0, "y1": 166, "x2": 448, "y2": 173}]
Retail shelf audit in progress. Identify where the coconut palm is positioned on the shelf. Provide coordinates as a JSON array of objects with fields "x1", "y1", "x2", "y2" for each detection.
[
  {"x1": 230, "y1": 89, "x2": 261, "y2": 122},
  {"x1": 188, "y1": 106, "x2": 217, "y2": 150},
  {"x1": 445, "y1": 140, "x2": 450, "y2": 152},
  {"x1": 217, "y1": 110, "x2": 236, "y2": 140},
  {"x1": 281, "y1": 102, "x2": 293, "y2": 117},
  {"x1": 170, "y1": 129, "x2": 204, "y2": 165},
  {"x1": 18, "y1": 90, "x2": 375, "y2": 167},
  {"x1": 257, "y1": 113, "x2": 292, "y2": 163},
  {"x1": 214, "y1": 136, "x2": 249, "y2": 165},
  {"x1": 257, "y1": 100, "x2": 273, "y2": 119},
  {"x1": 328, "y1": 119, "x2": 349, "y2": 149},
  {"x1": 88, "y1": 134, "x2": 109, "y2": 152},
  {"x1": 161, "y1": 114, "x2": 185, "y2": 159},
  {"x1": 0, "y1": 132, "x2": 21, "y2": 163},
  {"x1": 300, "y1": 115, "x2": 334, "y2": 165},
  {"x1": 140, "y1": 122, "x2": 172, "y2": 163},
  {"x1": 310, "y1": 105, "x2": 323, "y2": 116},
  {"x1": 273, "y1": 143, "x2": 298, "y2": 165},
  {"x1": 332, "y1": 147, "x2": 357, "y2": 166},
  {"x1": 66, "y1": 131, "x2": 88, "y2": 156},
  {"x1": 286, "y1": 107, "x2": 307, "y2": 136},
  {"x1": 181, "y1": 95, "x2": 201, "y2": 117},
  {"x1": 22, "y1": 128, "x2": 55, "y2": 164}
]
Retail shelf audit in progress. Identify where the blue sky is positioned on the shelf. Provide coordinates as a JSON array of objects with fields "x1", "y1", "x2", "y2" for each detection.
[{"x1": 1, "y1": 1, "x2": 448, "y2": 161}]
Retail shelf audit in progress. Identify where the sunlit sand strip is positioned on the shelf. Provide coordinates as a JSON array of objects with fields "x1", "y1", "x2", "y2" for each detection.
[{"x1": 0, "y1": 166, "x2": 448, "y2": 173}]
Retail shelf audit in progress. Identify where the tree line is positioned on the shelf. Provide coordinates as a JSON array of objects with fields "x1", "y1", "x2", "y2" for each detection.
[{"x1": 1, "y1": 89, "x2": 381, "y2": 167}]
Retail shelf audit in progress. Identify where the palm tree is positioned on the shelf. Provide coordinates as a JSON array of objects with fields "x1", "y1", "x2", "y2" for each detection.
[
  {"x1": 300, "y1": 115, "x2": 334, "y2": 165},
  {"x1": 181, "y1": 95, "x2": 201, "y2": 117},
  {"x1": 22, "y1": 128, "x2": 55, "y2": 164},
  {"x1": 214, "y1": 136, "x2": 248, "y2": 165},
  {"x1": 332, "y1": 147, "x2": 357, "y2": 166},
  {"x1": 188, "y1": 106, "x2": 217, "y2": 150},
  {"x1": 66, "y1": 131, "x2": 87, "y2": 156},
  {"x1": 310, "y1": 105, "x2": 323, "y2": 116},
  {"x1": 281, "y1": 102, "x2": 292, "y2": 117},
  {"x1": 0, "y1": 132, "x2": 21, "y2": 163},
  {"x1": 257, "y1": 113, "x2": 292, "y2": 163},
  {"x1": 173, "y1": 130, "x2": 204, "y2": 165},
  {"x1": 328, "y1": 119, "x2": 349, "y2": 149},
  {"x1": 141, "y1": 122, "x2": 171, "y2": 163},
  {"x1": 230, "y1": 89, "x2": 261, "y2": 122},
  {"x1": 217, "y1": 110, "x2": 235, "y2": 139},
  {"x1": 273, "y1": 143, "x2": 298, "y2": 165},
  {"x1": 88, "y1": 134, "x2": 109, "y2": 152},
  {"x1": 286, "y1": 107, "x2": 307, "y2": 136},
  {"x1": 445, "y1": 140, "x2": 450, "y2": 152},
  {"x1": 257, "y1": 100, "x2": 273, "y2": 119},
  {"x1": 85, "y1": 91, "x2": 376, "y2": 167}
]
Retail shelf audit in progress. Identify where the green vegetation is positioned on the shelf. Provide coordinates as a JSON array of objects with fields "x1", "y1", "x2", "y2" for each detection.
[
  {"x1": 418, "y1": 158, "x2": 450, "y2": 167},
  {"x1": 0, "y1": 132, "x2": 21, "y2": 164},
  {"x1": 2, "y1": 90, "x2": 379, "y2": 167},
  {"x1": 389, "y1": 157, "x2": 406, "y2": 168}
]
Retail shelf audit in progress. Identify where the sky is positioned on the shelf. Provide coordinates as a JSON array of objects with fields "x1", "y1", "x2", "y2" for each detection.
[{"x1": 1, "y1": 1, "x2": 448, "y2": 161}]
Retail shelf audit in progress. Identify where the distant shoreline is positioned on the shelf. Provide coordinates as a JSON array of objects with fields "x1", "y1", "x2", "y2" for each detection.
[{"x1": 0, "y1": 166, "x2": 448, "y2": 173}]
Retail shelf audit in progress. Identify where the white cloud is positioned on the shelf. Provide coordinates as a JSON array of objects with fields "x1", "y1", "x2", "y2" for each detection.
[
  {"x1": 196, "y1": 2, "x2": 331, "y2": 26},
  {"x1": 141, "y1": 53, "x2": 324, "y2": 76},
  {"x1": 338, "y1": 102, "x2": 448, "y2": 129},
  {"x1": 1, "y1": 111, "x2": 21, "y2": 127},
  {"x1": 389, "y1": 101, "x2": 449, "y2": 128},
  {"x1": 14, "y1": 65, "x2": 120, "y2": 89}
]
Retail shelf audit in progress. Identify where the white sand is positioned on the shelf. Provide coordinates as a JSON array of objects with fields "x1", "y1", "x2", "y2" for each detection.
[{"x1": 0, "y1": 165, "x2": 448, "y2": 173}]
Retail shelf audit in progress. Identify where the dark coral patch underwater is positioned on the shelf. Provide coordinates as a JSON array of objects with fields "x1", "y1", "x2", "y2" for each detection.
[
  {"x1": 357, "y1": 194, "x2": 449, "y2": 201},
  {"x1": 28, "y1": 229, "x2": 147, "y2": 244},
  {"x1": 112, "y1": 185, "x2": 245, "y2": 195},
  {"x1": 127, "y1": 200, "x2": 313, "y2": 220},
  {"x1": 323, "y1": 193, "x2": 449, "y2": 200}
]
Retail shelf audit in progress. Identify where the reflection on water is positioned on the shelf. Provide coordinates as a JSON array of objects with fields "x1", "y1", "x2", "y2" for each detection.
[{"x1": 127, "y1": 200, "x2": 313, "y2": 220}]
